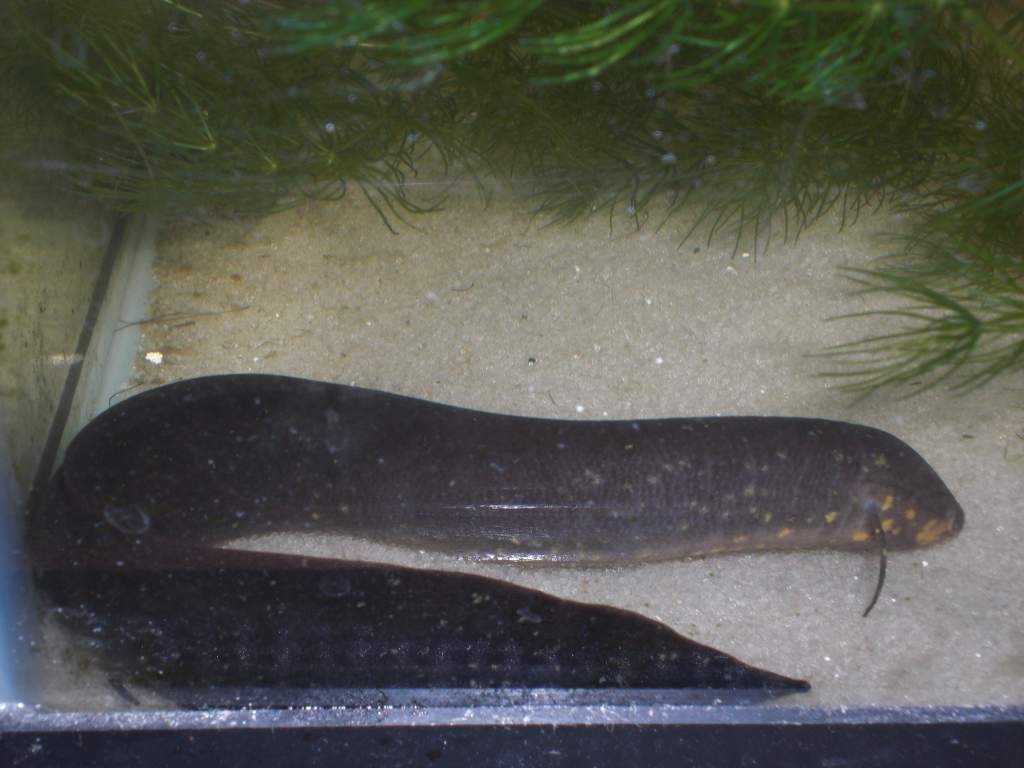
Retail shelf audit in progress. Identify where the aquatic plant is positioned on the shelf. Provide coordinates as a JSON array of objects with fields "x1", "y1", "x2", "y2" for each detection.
[
  {"x1": 1, "y1": 1, "x2": 476, "y2": 223},
  {"x1": 271, "y1": 0, "x2": 1011, "y2": 101},
  {"x1": 821, "y1": 31, "x2": 1024, "y2": 398},
  {"x1": 1, "y1": 0, "x2": 1020, "y2": 397}
]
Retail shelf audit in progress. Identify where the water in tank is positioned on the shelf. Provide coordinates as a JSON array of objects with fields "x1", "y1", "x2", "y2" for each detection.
[{"x1": 0, "y1": 1, "x2": 1021, "y2": 716}]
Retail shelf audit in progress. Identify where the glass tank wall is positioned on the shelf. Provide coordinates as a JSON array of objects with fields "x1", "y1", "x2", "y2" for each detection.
[
  {"x1": 0, "y1": 176, "x2": 115, "y2": 705},
  {"x1": 1, "y1": 0, "x2": 1021, "y2": 722}
]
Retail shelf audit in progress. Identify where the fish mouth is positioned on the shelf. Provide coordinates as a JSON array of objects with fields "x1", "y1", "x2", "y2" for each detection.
[{"x1": 950, "y1": 497, "x2": 966, "y2": 534}]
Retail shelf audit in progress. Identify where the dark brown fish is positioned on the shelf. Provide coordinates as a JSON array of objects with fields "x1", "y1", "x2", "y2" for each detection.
[
  {"x1": 33, "y1": 374, "x2": 963, "y2": 568},
  {"x1": 36, "y1": 549, "x2": 809, "y2": 706}
]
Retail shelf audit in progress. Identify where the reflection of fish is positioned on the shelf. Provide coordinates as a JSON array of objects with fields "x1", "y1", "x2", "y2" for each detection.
[
  {"x1": 37, "y1": 550, "x2": 809, "y2": 706},
  {"x1": 38, "y1": 374, "x2": 963, "y2": 566}
]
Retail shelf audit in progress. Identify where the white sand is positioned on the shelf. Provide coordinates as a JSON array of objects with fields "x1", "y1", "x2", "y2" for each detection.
[{"x1": 115, "y1": 187, "x2": 1024, "y2": 708}]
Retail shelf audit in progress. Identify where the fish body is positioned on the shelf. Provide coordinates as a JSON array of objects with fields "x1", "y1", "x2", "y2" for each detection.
[
  {"x1": 37, "y1": 374, "x2": 964, "y2": 566},
  {"x1": 37, "y1": 552, "x2": 809, "y2": 704}
]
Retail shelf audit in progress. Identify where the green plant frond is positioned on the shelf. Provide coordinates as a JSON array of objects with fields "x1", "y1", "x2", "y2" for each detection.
[
  {"x1": 824, "y1": 227, "x2": 1023, "y2": 397},
  {"x1": 159, "y1": 1, "x2": 204, "y2": 19},
  {"x1": 823, "y1": 311, "x2": 965, "y2": 336},
  {"x1": 959, "y1": 2, "x2": 1024, "y2": 68},
  {"x1": 523, "y1": 0, "x2": 681, "y2": 84},
  {"x1": 949, "y1": 341, "x2": 1024, "y2": 392},
  {"x1": 272, "y1": 0, "x2": 543, "y2": 66},
  {"x1": 823, "y1": 336, "x2": 978, "y2": 398},
  {"x1": 262, "y1": 0, "x2": 989, "y2": 105},
  {"x1": 268, "y1": 1, "x2": 424, "y2": 54}
]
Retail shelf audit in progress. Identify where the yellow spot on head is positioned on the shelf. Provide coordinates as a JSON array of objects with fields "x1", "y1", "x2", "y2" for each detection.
[
  {"x1": 732, "y1": 534, "x2": 749, "y2": 544},
  {"x1": 904, "y1": 508, "x2": 917, "y2": 521},
  {"x1": 882, "y1": 495, "x2": 894, "y2": 512},
  {"x1": 916, "y1": 518, "x2": 952, "y2": 546},
  {"x1": 874, "y1": 454, "x2": 889, "y2": 468},
  {"x1": 881, "y1": 518, "x2": 896, "y2": 533},
  {"x1": 777, "y1": 527, "x2": 793, "y2": 539},
  {"x1": 852, "y1": 531, "x2": 871, "y2": 542},
  {"x1": 824, "y1": 511, "x2": 838, "y2": 524}
]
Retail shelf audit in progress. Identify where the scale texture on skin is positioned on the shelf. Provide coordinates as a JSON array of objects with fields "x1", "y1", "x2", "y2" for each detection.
[
  {"x1": 36, "y1": 551, "x2": 810, "y2": 700},
  {"x1": 37, "y1": 374, "x2": 964, "y2": 567}
]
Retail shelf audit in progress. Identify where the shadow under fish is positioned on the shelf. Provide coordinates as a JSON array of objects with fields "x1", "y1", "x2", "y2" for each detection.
[{"x1": 28, "y1": 373, "x2": 963, "y2": 705}]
